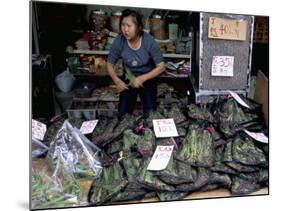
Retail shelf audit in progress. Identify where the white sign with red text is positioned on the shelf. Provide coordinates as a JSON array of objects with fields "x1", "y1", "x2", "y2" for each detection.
[
  {"x1": 80, "y1": 120, "x2": 98, "y2": 134},
  {"x1": 147, "y1": 145, "x2": 174, "y2": 171},
  {"x1": 211, "y1": 56, "x2": 234, "y2": 77},
  {"x1": 32, "y1": 119, "x2": 47, "y2": 140},
  {"x1": 153, "y1": 118, "x2": 179, "y2": 138}
]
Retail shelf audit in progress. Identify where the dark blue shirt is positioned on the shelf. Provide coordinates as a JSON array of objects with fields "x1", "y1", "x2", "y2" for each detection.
[{"x1": 107, "y1": 32, "x2": 163, "y2": 75}]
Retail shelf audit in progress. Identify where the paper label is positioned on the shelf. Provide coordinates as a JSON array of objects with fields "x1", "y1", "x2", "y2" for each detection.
[
  {"x1": 153, "y1": 118, "x2": 179, "y2": 138},
  {"x1": 211, "y1": 56, "x2": 234, "y2": 77},
  {"x1": 244, "y1": 130, "x2": 268, "y2": 144},
  {"x1": 80, "y1": 120, "x2": 98, "y2": 134},
  {"x1": 228, "y1": 90, "x2": 250, "y2": 108},
  {"x1": 147, "y1": 145, "x2": 174, "y2": 171},
  {"x1": 208, "y1": 17, "x2": 248, "y2": 41},
  {"x1": 32, "y1": 119, "x2": 47, "y2": 140}
]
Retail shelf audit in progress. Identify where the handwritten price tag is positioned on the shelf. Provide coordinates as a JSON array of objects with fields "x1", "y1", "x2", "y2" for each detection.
[
  {"x1": 32, "y1": 119, "x2": 47, "y2": 140},
  {"x1": 211, "y1": 56, "x2": 234, "y2": 77},
  {"x1": 208, "y1": 17, "x2": 248, "y2": 41},
  {"x1": 228, "y1": 90, "x2": 250, "y2": 108},
  {"x1": 153, "y1": 118, "x2": 179, "y2": 138},
  {"x1": 244, "y1": 129, "x2": 268, "y2": 144},
  {"x1": 147, "y1": 145, "x2": 174, "y2": 171},
  {"x1": 80, "y1": 120, "x2": 98, "y2": 134}
]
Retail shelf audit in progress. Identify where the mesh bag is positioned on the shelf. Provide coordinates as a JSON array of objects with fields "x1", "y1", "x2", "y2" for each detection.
[
  {"x1": 145, "y1": 111, "x2": 165, "y2": 129},
  {"x1": 210, "y1": 145, "x2": 238, "y2": 175},
  {"x1": 176, "y1": 125, "x2": 214, "y2": 167},
  {"x1": 218, "y1": 98, "x2": 261, "y2": 138},
  {"x1": 232, "y1": 136, "x2": 267, "y2": 166},
  {"x1": 176, "y1": 167, "x2": 210, "y2": 192},
  {"x1": 187, "y1": 104, "x2": 214, "y2": 122},
  {"x1": 157, "y1": 191, "x2": 189, "y2": 201},
  {"x1": 136, "y1": 158, "x2": 175, "y2": 192},
  {"x1": 111, "y1": 114, "x2": 136, "y2": 142},
  {"x1": 177, "y1": 127, "x2": 187, "y2": 137},
  {"x1": 223, "y1": 141, "x2": 259, "y2": 173},
  {"x1": 163, "y1": 103, "x2": 186, "y2": 124},
  {"x1": 231, "y1": 176, "x2": 260, "y2": 195},
  {"x1": 110, "y1": 187, "x2": 147, "y2": 202},
  {"x1": 122, "y1": 156, "x2": 144, "y2": 190},
  {"x1": 258, "y1": 168, "x2": 269, "y2": 186},
  {"x1": 92, "y1": 118, "x2": 118, "y2": 147},
  {"x1": 211, "y1": 172, "x2": 232, "y2": 187},
  {"x1": 156, "y1": 154, "x2": 195, "y2": 185},
  {"x1": 105, "y1": 138, "x2": 123, "y2": 155},
  {"x1": 90, "y1": 161, "x2": 128, "y2": 205},
  {"x1": 122, "y1": 129, "x2": 155, "y2": 156}
]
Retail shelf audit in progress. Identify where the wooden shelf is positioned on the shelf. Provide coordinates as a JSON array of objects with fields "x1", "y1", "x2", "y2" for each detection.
[
  {"x1": 70, "y1": 50, "x2": 190, "y2": 59},
  {"x1": 163, "y1": 53, "x2": 190, "y2": 59},
  {"x1": 71, "y1": 50, "x2": 109, "y2": 55},
  {"x1": 73, "y1": 96, "x2": 119, "y2": 102}
]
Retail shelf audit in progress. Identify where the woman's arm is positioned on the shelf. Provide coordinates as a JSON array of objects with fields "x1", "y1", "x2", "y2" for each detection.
[
  {"x1": 132, "y1": 62, "x2": 165, "y2": 88},
  {"x1": 107, "y1": 62, "x2": 128, "y2": 92}
]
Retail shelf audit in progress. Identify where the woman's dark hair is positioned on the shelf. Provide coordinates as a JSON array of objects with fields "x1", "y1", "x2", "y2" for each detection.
[{"x1": 120, "y1": 9, "x2": 143, "y2": 36}]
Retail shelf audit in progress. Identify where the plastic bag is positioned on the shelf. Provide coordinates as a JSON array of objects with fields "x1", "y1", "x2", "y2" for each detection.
[
  {"x1": 32, "y1": 138, "x2": 48, "y2": 158},
  {"x1": 47, "y1": 120, "x2": 102, "y2": 179},
  {"x1": 31, "y1": 154, "x2": 82, "y2": 209},
  {"x1": 55, "y1": 69, "x2": 75, "y2": 93}
]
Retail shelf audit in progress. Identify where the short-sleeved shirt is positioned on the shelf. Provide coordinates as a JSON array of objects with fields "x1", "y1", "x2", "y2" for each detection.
[{"x1": 107, "y1": 31, "x2": 163, "y2": 76}]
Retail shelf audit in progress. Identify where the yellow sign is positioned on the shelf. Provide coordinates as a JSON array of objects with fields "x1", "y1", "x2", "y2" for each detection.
[{"x1": 208, "y1": 17, "x2": 248, "y2": 41}]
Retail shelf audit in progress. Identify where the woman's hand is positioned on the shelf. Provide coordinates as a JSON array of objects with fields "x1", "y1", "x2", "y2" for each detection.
[
  {"x1": 132, "y1": 75, "x2": 145, "y2": 88},
  {"x1": 114, "y1": 78, "x2": 128, "y2": 92}
]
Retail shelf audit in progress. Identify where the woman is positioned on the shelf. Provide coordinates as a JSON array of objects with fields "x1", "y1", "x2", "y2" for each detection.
[{"x1": 107, "y1": 9, "x2": 165, "y2": 116}]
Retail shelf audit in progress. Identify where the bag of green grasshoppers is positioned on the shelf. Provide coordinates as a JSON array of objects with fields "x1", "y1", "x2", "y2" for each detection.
[{"x1": 31, "y1": 154, "x2": 82, "y2": 209}]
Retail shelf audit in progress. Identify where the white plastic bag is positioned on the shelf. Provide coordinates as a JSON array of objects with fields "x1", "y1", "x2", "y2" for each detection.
[{"x1": 55, "y1": 69, "x2": 75, "y2": 93}]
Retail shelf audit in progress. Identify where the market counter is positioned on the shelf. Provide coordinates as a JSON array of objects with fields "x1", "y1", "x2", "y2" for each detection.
[{"x1": 31, "y1": 158, "x2": 268, "y2": 207}]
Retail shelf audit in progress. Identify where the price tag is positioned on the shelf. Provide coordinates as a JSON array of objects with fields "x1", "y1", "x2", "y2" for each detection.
[
  {"x1": 147, "y1": 145, "x2": 174, "y2": 171},
  {"x1": 228, "y1": 90, "x2": 250, "y2": 108},
  {"x1": 153, "y1": 118, "x2": 179, "y2": 138},
  {"x1": 80, "y1": 120, "x2": 98, "y2": 134},
  {"x1": 211, "y1": 56, "x2": 234, "y2": 77},
  {"x1": 32, "y1": 119, "x2": 47, "y2": 140},
  {"x1": 208, "y1": 17, "x2": 248, "y2": 41},
  {"x1": 244, "y1": 130, "x2": 268, "y2": 144}
]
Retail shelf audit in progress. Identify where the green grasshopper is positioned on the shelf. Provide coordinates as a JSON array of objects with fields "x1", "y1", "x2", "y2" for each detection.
[{"x1": 124, "y1": 68, "x2": 144, "y2": 88}]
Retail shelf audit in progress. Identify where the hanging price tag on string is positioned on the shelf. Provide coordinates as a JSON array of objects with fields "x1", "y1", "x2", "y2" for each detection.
[
  {"x1": 32, "y1": 119, "x2": 47, "y2": 140},
  {"x1": 80, "y1": 120, "x2": 98, "y2": 134},
  {"x1": 153, "y1": 118, "x2": 179, "y2": 138},
  {"x1": 243, "y1": 129, "x2": 268, "y2": 144},
  {"x1": 228, "y1": 90, "x2": 250, "y2": 108},
  {"x1": 147, "y1": 145, "x2": 174, "y2": 171}
]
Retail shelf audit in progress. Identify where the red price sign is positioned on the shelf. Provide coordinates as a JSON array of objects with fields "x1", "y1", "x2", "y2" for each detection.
[
  {"x1": 208, "y1": 17, "x2": 247, "y2": 41},
  {"x1": 211, "y1": 56, "x2": 234, "y2": 77}
]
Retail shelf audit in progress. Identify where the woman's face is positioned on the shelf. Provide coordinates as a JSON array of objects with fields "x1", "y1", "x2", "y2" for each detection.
[{"x1": 121, "y1": 16, "x2": 139, "y2": 41}]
